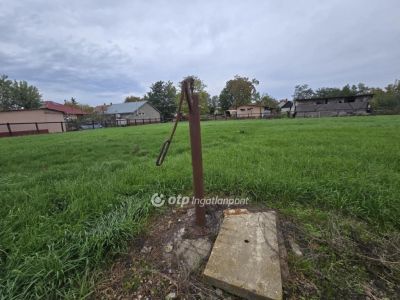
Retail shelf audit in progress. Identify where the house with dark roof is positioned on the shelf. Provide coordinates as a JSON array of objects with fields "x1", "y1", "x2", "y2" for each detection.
[
  {"x1": 278, "y1": 100, "x2": 293, "y2": 115},
  {"x1": 294, "y1": 94, "x2": 373, "y2": 118},
  {"x1": 104, "y1": 101, "x2": 161, "y2": 124},
  {"x1": 42, "y1": 101, "x2": 88, "y2": 120}
]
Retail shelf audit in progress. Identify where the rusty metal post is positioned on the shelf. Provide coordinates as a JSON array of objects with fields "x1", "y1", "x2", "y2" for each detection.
[
  {"x1": 155, "y1": 79, "x2": 206, "y2": 227},
  {"x1": 187, "y1": 94, "x2": 206, "y2": 227}
]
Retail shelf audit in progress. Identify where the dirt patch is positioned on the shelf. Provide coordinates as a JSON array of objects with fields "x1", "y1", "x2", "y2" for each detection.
[
  {"x1": 95, "y1": 204, "x2": 291, "y2": 299},
  {"x1": 95, "y1": 204, "x2": 230, "y2": 299},
  {"x1": 94, "y1": 204, "x2": 400, "y2": 299}
]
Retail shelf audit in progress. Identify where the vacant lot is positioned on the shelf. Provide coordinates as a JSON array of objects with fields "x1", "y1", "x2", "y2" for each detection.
[{"x1": 0, "y1": 116, "x2": 399, "y2": 298}]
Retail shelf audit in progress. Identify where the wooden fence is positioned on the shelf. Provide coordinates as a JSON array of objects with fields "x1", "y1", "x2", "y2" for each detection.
[
  {"x1": 0, "y1": 114, "x2": 282, "y2": 138},
  {"x1": 0, "y1": 118, "x2": 163, "y2": 138},
  {"x1": 0, "y1": 121, "x2": 66, "y2": 137}
]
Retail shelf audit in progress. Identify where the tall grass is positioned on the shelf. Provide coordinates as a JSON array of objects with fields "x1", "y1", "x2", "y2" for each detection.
[{"x1": 0, "y1": 116, "x2": 399, "y2": 298}]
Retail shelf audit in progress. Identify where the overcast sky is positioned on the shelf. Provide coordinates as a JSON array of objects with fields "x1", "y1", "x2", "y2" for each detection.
[{"x1": 0, "y1": 0, "x2": 399, "y2": 105}]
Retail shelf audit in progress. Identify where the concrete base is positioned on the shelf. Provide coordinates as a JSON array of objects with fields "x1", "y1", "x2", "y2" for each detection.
[{"x1": 203, "y1": 211, "x2": 282, "y2": 300}]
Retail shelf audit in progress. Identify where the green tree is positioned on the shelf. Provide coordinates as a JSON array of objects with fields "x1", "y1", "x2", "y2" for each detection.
[
  {"x1": 252, "y1": 91, "x2": 261, "y2": 103},
  {"x1": 314, "y1": 87, "x2": 343, "y2": 98},
  {"x1": 1, "y1": 75, "x2": 42, "y2": 111},
  {"x1": 219, "y1": 75, "x2": 259, "y2": 111},
  {"x1": 11, "y1": 80, "x2": 42, "y2": 109},
  {"x1": 125, "y1": 96, "x2": 142, "y2": 103},
  {"x1": 0, "y1": 75, "x2": 14, "y2": 111},
  {"x1": 176, "y1": 76, "x2": 209, "y2": 115},
  {"x1": 343, "y1": 83, "x2": 371, "y2": 96},
  {"x1": 219, "y1": 88, "x2": 231, "y2": 112},
  {"x1": 64, "y1": 98, "x2": 94, "y2": 113},
  {"x1": 341, "y1": 84, "x2": 354, "y2": 96},
  {"x1": 258, "y1": 94, "x2": 279, "y2": 110},
  {"x1": 145, "y1": 81, "x2": 177, "y2": 120},
  {"x1": 356, "y1": 83, "x2": 370, "y2": 94},
  {"x1": 294, "y1": 83, "x2": 371, "y2": 99},
  {"x1": 371, "y1": 80, "x2": 400, "y2": 113},
  {"x1": 197, "y1": 91, "x2": 211, "y2": 115},
  {"x1": 79, "y1": 104, "x2": 94, "y2": 114},
  {"x1": 189, "y1": 75, "x2": 207, "y2": 92},
  {"x1": 208, "y1": 95, "x2": 219, "y2": 114},
  {"x1": 293, "y1": 84, "x2": 314, "y2": 99}
]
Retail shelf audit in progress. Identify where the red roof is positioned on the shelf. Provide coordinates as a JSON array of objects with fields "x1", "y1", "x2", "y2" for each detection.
[{"x1": 43, "y1": 101, "x2": 88, "y2": 115}]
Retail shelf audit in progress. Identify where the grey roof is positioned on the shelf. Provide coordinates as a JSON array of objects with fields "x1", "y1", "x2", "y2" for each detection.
[
  {"x1": 105, "y1": 101, "x2": 147, "y2": 114},
  {"x1": 279, "y1": 101, "x2": 293, "y2": 109},
  {"x1": 295, "y1": 94, "x2": 374, "y2": 101}
]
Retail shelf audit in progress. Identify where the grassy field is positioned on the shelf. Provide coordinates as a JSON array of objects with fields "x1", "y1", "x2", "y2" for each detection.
[{"x1": 0, "y1": 116, "x2": 399, "y2": 298}]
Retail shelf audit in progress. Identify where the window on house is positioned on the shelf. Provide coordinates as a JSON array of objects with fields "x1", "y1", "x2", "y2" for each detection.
[{"x1": 344, "y1": 97, "x2": 355, "y2": 103}]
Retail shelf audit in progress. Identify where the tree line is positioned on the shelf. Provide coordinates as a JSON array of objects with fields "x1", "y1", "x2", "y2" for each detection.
[
  {"x1": 1, "y1": 73, "x2": 399, "y2": 117},
  {"x1": 63, "y1": 97, "x2": 94, "y2": 113},
  {"x1": 127, "y1": 75, "x2": 281, "y2": 120},
  {"x1": 130, "y1": 76, "x2": 400, "y2": 119}
]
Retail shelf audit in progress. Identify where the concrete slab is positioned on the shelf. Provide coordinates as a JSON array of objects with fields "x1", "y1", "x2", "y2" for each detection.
[{"x1": 203, "y1": 211, "x2": 282, "y2": 300}]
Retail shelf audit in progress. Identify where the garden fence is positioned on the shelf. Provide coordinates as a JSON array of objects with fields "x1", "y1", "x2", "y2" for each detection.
[{"x1": 0, "y1": 113, "x2": 281, "y2": 138}]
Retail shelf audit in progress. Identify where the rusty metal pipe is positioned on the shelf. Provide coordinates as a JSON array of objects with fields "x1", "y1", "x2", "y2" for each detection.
[
  {"x1": 155, "y1": 79, "x2": 206, "y2": 228},
  {"x1": 187, "y1": 93, "x2": 206, "y2": 227}
]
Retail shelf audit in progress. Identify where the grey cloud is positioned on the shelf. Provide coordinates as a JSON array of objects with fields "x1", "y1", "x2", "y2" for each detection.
[{"x1": 0, "y1": 0, "x2": 399, "y2": 105}]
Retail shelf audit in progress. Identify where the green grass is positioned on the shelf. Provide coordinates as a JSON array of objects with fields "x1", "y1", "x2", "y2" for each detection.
[{"x1": 0, "y1": 116, "x2": 399, "y2": 298}]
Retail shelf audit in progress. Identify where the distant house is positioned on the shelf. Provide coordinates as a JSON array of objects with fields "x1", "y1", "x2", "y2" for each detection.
[
  {"x1": 42, "y1": 101, "x2": 88, "y2": 120},
  {"x1": 278, "y1": 100, "x2": 293, "y2": 115},
  {"x1": 94, "y1": 104, "x2": 109, "y2": 114},
  {"x1": 105, "y1": 101, "x2": 161, "y2": 124},
  {"x1": 0, "y1": 109, "x2": 65, "y2": 137},
  {"x1": 294, "y1": 94, "x2": 373, "y2": 118},
  {"x1": 230, "y1": 104, "x2": 266, "y2": 118},
  {"x1": 228, "y1": 104, "x2": 278, "y2": 118}
]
